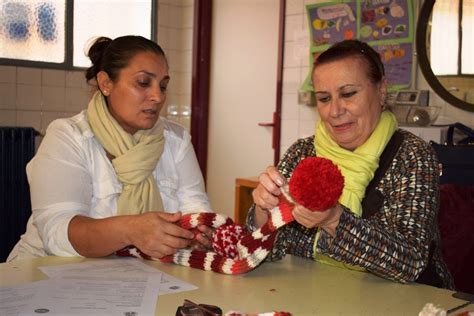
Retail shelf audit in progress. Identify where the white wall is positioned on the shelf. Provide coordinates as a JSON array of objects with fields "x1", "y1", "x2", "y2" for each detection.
[
  {"x1": 280, "y1": 0, "x2": 321, "y2": 157},
  {"x1": 206, "y1": 0, "x2": 279, "y2": 215},
  {"x1": 158, "y1": 0, "x2": 194, "y2": 130}
]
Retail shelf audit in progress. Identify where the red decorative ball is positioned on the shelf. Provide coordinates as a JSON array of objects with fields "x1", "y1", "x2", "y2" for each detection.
[
  {"x1": 212, "y1": 224, "x2": 245, "y2": 258},
  {"x1": 289, "y1": 157, "x2": 344, "y2": 212}
]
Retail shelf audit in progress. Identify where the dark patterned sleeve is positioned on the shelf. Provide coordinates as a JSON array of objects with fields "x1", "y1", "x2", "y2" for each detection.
[
  {"x1": 276, "y1": 137, "x2": 316, "y2": 179},
  {"x1": 316, "y1": 137, "x2": 440, "y2": 283}
]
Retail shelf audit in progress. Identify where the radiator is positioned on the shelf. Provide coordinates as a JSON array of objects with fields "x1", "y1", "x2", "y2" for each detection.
[{"x1": 0, "y1": 127, "x2": 38, "y2": 262}]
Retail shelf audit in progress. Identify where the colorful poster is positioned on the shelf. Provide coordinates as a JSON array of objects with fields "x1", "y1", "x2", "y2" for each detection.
[
  {"x1": 302, "y1": 0, "x2": 414, "y2": 92},
  {"x1": 360, "y1": 0, "x2": 410, "y2": 42},
  {"x1": 307, "y1": 2, "x2": 358, "y2": 46},
  {"x1": 375, "y1": 42, "x2": 413, "y2": 86}
]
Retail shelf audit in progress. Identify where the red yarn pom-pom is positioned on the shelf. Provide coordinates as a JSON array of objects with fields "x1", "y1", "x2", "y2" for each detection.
[
  {"x1": 212, "y1": 224, "x2": 245, "y2": 258},
  {"x1": 289, "y1": 157, "x2": 344, "y2": 212}
]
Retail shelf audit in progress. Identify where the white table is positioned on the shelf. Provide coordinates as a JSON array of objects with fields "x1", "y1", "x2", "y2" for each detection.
[{"x1": 0, "y1": 255, "x2": 470, "y2": 315}]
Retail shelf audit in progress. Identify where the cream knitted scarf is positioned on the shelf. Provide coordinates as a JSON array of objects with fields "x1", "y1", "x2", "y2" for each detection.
[{"x1": 87, "y1": 91, "x2": 165, "y2": 215}]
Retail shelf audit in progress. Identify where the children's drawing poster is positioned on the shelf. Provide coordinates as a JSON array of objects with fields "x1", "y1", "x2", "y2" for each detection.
[
  {"x1": 307, "y1": 2, "x2": 358, "y2": 46},
  {"x1": 360, "y1": 0, "x2": 411, "y2": 42},
  {"x1": 375, "y1": 42, "x2": 412, "y2": 86},
  {"x1": 301, "y1": 0, "x2": 414, "y2": 92}
]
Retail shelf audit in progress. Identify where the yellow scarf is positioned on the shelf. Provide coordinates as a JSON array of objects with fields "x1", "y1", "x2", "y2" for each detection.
[
  {"x1": 313, "y1": 111, "x2": 398, "y2": 270},
  {"x1": 87, "y1": 91, "x2": 165, "y2": 215}
]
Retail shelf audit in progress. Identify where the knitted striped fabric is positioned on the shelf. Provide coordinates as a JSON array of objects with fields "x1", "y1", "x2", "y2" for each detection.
[{"x1": 116, "y1": 157, "x2": 343, "y2": 275}]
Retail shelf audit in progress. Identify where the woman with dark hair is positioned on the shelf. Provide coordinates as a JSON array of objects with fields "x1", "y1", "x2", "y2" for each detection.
[
  {"x1": 8, "y1": 35, "x2": 213, "y2": 261},
  {"x1": 249, "y1": 39, "x2": 454, "y2": 289}
]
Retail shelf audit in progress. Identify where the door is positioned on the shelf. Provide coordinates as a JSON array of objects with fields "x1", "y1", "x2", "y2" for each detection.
[{"x1": 206, "y1": 0, "x2": 280, "y2": 216}]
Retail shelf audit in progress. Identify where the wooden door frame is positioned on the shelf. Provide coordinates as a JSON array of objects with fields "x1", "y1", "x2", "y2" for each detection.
[
  {"x1": 273, "y1": 0, "x2": 285, "y2": 165},
  {"x1": 191, "y1": 0, "x2": 212, "y2": 181}
]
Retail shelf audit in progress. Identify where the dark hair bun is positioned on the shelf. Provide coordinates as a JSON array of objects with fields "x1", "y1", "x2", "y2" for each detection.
[{"x1": 85, "y1": 37, "x2": 112, "y2": 83}]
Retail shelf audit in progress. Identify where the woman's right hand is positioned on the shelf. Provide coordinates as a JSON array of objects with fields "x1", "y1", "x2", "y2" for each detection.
[
  {"x1": 127, "y1": 211, "x2": 195, "y2": 258},
  {"x1": 252, "y1": 166, "x2": 286, "y2": 227}
]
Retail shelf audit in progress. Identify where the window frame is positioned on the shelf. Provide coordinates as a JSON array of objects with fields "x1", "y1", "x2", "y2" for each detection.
[
  {"x1": 457, "y1": 0, "x2": 473, "y2": 76},
  {"x1": 417, "y1": 0, "x2": 474, "y2": 112},
  {"x1": 432, "y1": 0, "x2": 473, "y2": 77},
  {"x1": 0, "y1": 0, "x2": 157, "y2": 70}
]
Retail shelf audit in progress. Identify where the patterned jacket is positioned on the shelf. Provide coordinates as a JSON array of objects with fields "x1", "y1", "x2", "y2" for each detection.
[{"x1": 247, "y1": 129, "x2": 454, "y2": 289}]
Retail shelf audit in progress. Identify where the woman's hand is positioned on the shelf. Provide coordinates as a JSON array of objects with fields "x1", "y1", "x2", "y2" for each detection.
[
  {"x1": 253, "y1": 166, "x2": 286, "y2": 210},
  {"x1": 293, "y1": 203, "x2": 343, "y2": 237},
  {"x1": 252, "y1": 166, "x2": 286, "y2": 227},
  {"x1": 189, "y1": 224, "x2": 214, "y2": 251},
  {"x1": 127, "y1": 211, "x2": 195, "y2": 258}
]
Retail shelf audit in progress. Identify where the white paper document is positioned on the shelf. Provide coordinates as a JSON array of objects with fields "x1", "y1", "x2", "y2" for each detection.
[
  {"x1": 1, "y1": 258, "x2": 197, "y2": 316},
  {"x1": 39, "y1": 258, "x2": 198, "y2": 295},
  {"x1": 19, "y1": 272, "x2": 161, "y2": 316},
  {"x1": 39, "y1": 258, "x2": 157, "y2": 276},
  {"x1": 0, "y1": 281, "x2": 46, "y2": 316}
]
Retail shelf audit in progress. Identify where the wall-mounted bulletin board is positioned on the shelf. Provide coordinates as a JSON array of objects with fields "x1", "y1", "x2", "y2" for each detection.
[{"x1": 301, "y1": 0, "x2": 414, "y2": 92}]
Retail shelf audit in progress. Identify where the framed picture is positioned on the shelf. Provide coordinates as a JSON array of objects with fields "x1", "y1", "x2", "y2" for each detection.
[{"x1": 395, "y1": 90, "x2": 421, "y2": 105}]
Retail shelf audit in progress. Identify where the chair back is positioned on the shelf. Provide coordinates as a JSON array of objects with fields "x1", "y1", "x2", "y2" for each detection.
[{"x1": 438, "y1": 183, "x2": 474, "y2": 294}]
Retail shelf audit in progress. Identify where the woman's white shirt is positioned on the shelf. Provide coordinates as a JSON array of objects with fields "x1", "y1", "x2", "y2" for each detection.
[{"x1": 8, "y1": 111, "x2": 211, "y2": 261}]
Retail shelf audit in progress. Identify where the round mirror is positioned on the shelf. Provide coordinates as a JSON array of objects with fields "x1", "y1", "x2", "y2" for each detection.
[{"x1": 416, "y1": 0, "x2": 474, "y2": 112}]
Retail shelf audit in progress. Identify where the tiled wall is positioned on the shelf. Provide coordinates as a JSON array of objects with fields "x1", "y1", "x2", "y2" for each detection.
[
  {"x1": 280, "y1": 0, "x2": 318, "y2": 156},
  {"x1": 157, "y1": 0, "x2": 194, "y2": 130},
  {"x1": 0, "y1": 0, "x2": 193, "y2": 135},
  {"x1": 280, "y1": 0, "x2": 474, "y2": 157},
  {"x1": 0, "y1": 66, "x2": 92, "y2": 135}
]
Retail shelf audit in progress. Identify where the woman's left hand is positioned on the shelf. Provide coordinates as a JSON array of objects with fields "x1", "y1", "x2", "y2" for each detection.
[
  {"x1": 189, "y1": 224, "x2": 214, "y2": 250},
  {"x1": 293, "y1": 203, "x2": 343, "y2": 237}
]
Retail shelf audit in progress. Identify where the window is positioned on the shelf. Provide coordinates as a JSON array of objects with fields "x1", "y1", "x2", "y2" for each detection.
[
  {"x1": 0, "y1": 0, "x2": 156, "y2": 69},
  {"x1": 430, "y1": 0, "x2": 473, "y2": 75}
]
